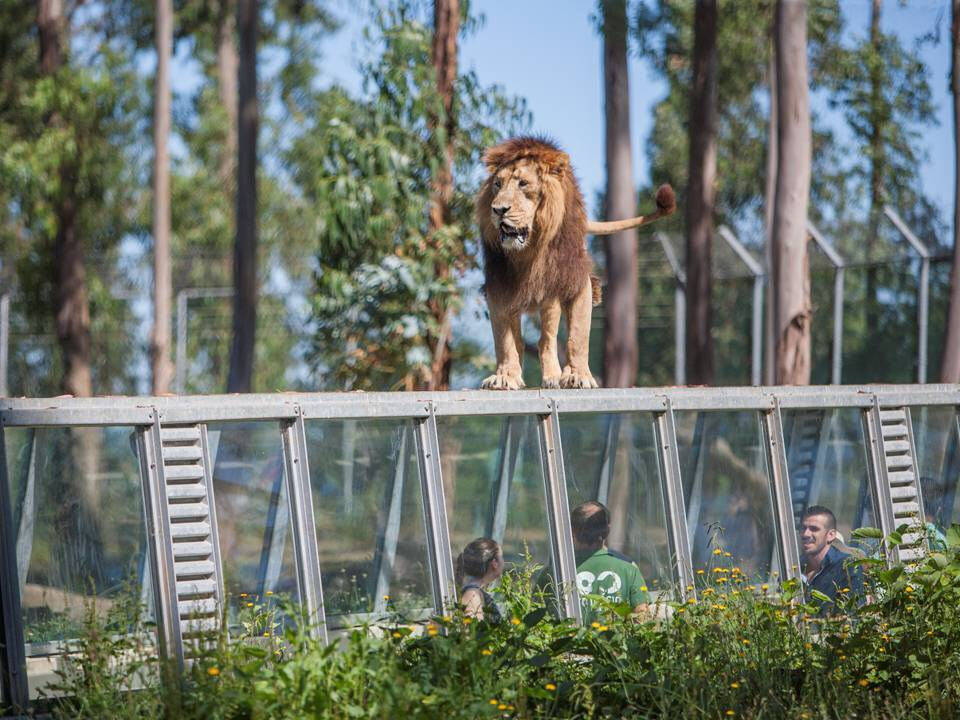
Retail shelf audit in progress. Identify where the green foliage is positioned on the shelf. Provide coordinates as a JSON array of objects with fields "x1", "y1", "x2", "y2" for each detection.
[
  {"x1": 37, "y1": 533, "x2": 960, "y2": 720},
  {"x1": 295, "y1": 3, "x2": 529, "y2": 390}
]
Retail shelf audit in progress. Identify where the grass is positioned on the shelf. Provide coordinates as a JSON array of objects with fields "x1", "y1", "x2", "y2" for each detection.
[{"x1": 20, "y1": 525, "x2": 960, "y2": 719}]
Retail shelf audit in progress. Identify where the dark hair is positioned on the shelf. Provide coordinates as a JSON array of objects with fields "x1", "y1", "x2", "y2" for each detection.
[
  {"x1": 571, "y1": 501, "x2": 610, "y2": 546},
  {"x1": 801, "y1": 505, "x2": 837, "y2": 530},
  {"x1": 455, "y1": 537, "x2": 500, "y2": 587}
]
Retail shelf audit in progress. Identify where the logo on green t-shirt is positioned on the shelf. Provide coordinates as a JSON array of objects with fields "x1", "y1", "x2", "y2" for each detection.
[{"x1": 575, "y1": 548, "x2": 649, "y2": 622}]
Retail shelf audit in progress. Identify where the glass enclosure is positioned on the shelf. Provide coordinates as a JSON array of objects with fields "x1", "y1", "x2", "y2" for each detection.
[
  {"x1": 675, "y1": 411, "x2": 780, "y2": 583},
  {"x1": 0, "y1": 386, "x2": 956, "y2": 709},
  {"x1": 3, "y1": 425, "x2": 153, "y2": 698},
  {"x1": 305, "y1": 419, "x2": 433, "y2": 625},
  {"x1": 560, "y1": 412, "x2": 674, "y2": 595}
]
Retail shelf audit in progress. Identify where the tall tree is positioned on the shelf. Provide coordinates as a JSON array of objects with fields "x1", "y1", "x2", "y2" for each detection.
[
  {"x1": 227, "y1": 0, "x2": 258, "y2": 392},
  {"x1": 601, "y1": 0, "x2": 639, "y2": 388},
  {"x1": 425, "y1": 0, "x2": 459, "y2": 390},
  {"x1": 763, "y1": 48, "x2": 777, "y2": 386},
  {"x1": 684, "y1": 0, "x2": 717, "y2": 385},
  {"x1": 151, "y1": 0, "x2": 175, "y2": 395},
  {"x1": 772, "y1": 0, "x2": 812, "y2": 385},
  {"x1": 944, "y1": 0, "x2": 960, "y2": 383},
  {"x1": 216, "y1": 0, "x2": 238, "y2": 191},
  {"x1": 38, "y1": 0, "x2": 92, "y2": 398}
]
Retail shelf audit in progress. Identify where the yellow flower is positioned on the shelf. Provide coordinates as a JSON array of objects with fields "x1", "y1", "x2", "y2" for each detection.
[
  {"x1": 696, "y1": 569, "x2": 705, "y2": 575},
  {"x1": 591, "y1": 621, "x2": 601, "y2": 629},
  {"x1": 713, "y1": 548, "x2": 723, "y2": 556},
  {"x1": 726, "y1": 711, "x2": 735, "y2": 717},
  {"x1": 240, "y1": 593, "x2": 247, "y2": 598},
  {"x1": 713, "y1": 604, "x2": 727, "y2": 610},
  {"x1": 640, "y1": 586, "x2": 648, "y2": 592},
  {"x1": 730, "y1": 682, "x2": 739, "y2": 689},
  {"x1": 383, "y1": 594, "x2": 390, "y2": 601},
  {"x1": 265, "y1": 590, "x2": 273, "y2": 596},
  {"x1": 686, "y1": 585, "x2": 694, "y2": 592},
  {"x1": 263, "y1": 631, "x2": 270, "y2": 637},
  {"x1": 463, "y1": 617, "x2": 472, "y2": 624},
  {"x1": 489, "y1": 699, "x2": 499, "y2": 706},
  {"x1": 713, "y1": 568, "x2": 725, "y2": 574},
  {"x1": 511, "y1": 616, "x2": 521, "y2": 626},
  {"x1": 804, "y1": 642, "x2": 813, "y2": 650},
  {"x1": 927, "y1": 630, "x2": 934, "y2": 637},
  {"x1": 427, "y1": 625, "x2": 439, "y2": 636},
  {"x1": 246, "y1": 602, "x2": 254, "y2": 608},
  {"x1": 441, "y1": 615, "x2": 452, "y2": 623},
  {"x1": 675, "y1": 607, "x2": 685, "y2": 614},
  {"x1": 732, "y1": 567, "x2": 742, "y2": 574},
  {"x1": 392, "y1": 632, "x2": 403, "y2": 639},
  {"x1": 498, "y1": 704, "x2": 507, "y2": 711},
  {"x1": 858, "y1": 679, "x2": 869, "y2": 687},
  {"x1": 207, "y1": 667, "x2": 220, "y2": 677},
  {"x1": 742, "y1": 639, "x2": 750, "y2": 646},
  {"x1": 545, "y1": 683, "x2": 556, "y2": 691},
  {"x1": 598, "y1": 625, "x2": 608, "y2": 632},
  {"x1": 761, "y1": 584, "x2": 769, "y2": 591},
  {"x1": 724, "y1": 552, "x2": 732, "y2": 558},
  {"x1": 687, "y1": 598, "x2": 696, "y2": 605},
  {"x1": 481, "y1": 649, "x2": 492, "y2": 656},
  {"x1": 716, "y1": 577, "x2": 728, "y2": 584}
]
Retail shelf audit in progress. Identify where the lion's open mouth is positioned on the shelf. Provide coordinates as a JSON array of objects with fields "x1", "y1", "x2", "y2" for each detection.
[{"x1": 499, "y1": 222, "x2": 529, "y2": 248}]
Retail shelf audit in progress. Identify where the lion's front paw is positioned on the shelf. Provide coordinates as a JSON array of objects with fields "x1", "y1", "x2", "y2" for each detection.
[
  {"x1": 481, "y1": 371, "x2": 526, "y2": 390},
  {"x1": 542, "y1": 373, "x2": 562, "y2": 389},
  {"x1": 560, "y1": 367, "x2": 598, "y2": 389}
]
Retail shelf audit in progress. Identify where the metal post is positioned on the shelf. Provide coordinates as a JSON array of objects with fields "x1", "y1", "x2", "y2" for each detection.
[
  {"x1": 0, "y1": 293, "x2": 8, "y2": 398},
  {"x1": 807, "y1": 221, "x2": 846, "y2": 385},
  {"x1": 280, "y1": 410, "x2": 326, "y2": 641},
  {"x1": 595, "y1": 414, "x2": 621, "y2": 505},
  {"x1": 255, "y1": 462, "x2": 289, "y2": 598},
  {"x1": 14, "y1": 430, "x2": 36, "y2": 595},
  {"x1": 718, "y1": 226, "x2": 765, "y2": 387},
  {"x1": 653, "y1": 400, "x2": 695, "y2": 598},
  {"x1": 139, "y1": 413, "x2": 183, "y2": 670},
  {"x1": 414, "y1": 403, "x2": 456, "y2": 614},
  {"x1": 537, "y1": 401, "x2": 581, "y2": 623},
  {"x1": 763, "y1": 401, "x2": 801, "y2": 583},
  {"x1": 0, "y1": 419, "x2": 28, "y2": 710},
  {"x1": 373, "y1": 425, "x2": 408, "y2": 613},
  {"x1": 883, "y1": 207, "x2": 930, "y2": 384},
  {"x1": 488, "y1": 417, "x2": 524, "y2": 543},
  {"x1": 175, "y1": 288, "x2": 233, "y2": 394},
  {"x1": 657, "y1": 232, "x2": 686, "y2": 385}
]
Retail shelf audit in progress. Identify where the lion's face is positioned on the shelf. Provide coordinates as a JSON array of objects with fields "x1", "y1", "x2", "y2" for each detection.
[{"x1": 488, "y1": 161, "x2": 543, "y2": 252}]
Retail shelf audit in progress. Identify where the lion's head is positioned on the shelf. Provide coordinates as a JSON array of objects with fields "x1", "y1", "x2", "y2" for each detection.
[{"x1": 476, "y1": 136, "x2": 580, "y2": 255}]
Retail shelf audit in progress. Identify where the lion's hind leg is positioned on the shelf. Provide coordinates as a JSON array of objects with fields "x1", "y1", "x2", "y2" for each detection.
[{"x1": 560, "y1": 278, "x2": 599, "y2": 389}]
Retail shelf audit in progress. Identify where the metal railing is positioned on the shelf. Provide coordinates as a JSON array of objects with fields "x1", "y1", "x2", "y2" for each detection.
[{"x1": 0, "y1": 384, "x2": 958, "y2": 710}]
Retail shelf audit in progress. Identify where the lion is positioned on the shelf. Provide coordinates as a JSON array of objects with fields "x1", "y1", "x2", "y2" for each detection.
[{"x1": 476, "y1": 136, "x2": 676, "y2": 390}]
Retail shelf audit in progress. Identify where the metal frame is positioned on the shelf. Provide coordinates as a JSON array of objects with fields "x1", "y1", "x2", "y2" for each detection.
[
  {"x1": 1, "y1": 384, "x2": 959, "y2": 701},
  {"x1": 884, "y1": 207, "x2": 931, "y2": 384},
  {"x1": 655, "y1": 232, "x2": 686, "y2": 386},
  {"x1": 717, "y1": 226, "x2": 765, "y2": 387},
  {"x1": 807, "y1": 221, "x2": 846, "y2": 385}
]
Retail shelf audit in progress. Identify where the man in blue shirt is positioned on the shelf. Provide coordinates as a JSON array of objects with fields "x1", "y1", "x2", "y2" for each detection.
[{"x1": 800, "y1": 505, "x2": 864, "y2": 615}]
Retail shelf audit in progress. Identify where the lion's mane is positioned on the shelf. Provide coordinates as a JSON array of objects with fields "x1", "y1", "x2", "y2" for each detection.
[{"x1": 476, "y1": 136, "x2": 596, "y2": 315}]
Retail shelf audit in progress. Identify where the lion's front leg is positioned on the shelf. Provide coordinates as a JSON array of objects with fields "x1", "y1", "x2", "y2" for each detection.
[
  {"x1": 539, "y1": 298, "x2": 563, "y2": 388},
  {"x1": 482, "y1": 304, "x2": 525, "y2": 390},
  {"x1": 561, "y1": 278, "x2": 599, "y2": 389}
]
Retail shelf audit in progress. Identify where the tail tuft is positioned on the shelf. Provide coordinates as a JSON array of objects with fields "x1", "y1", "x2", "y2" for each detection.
[{"x1": 655, "y1": 183, "x2": 677, "y2": 215}]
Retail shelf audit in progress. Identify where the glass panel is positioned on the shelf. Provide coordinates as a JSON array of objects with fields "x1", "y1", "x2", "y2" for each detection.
[
  {"x1": 781, "y1": 408, "x2": 879, "y2": 557},
  {"x1": 675, "y1": 411, "x2": 780, "y2": 583},
  {"x1": 209, "y1": 422, "x2": 298, "y2": 621},
  {"x1": 3, "y1": 425, "x2": 153, "y2": 699},
  {"x1": 911, "y1": 406, "x2": 960, "y2": 541},
  {"x1": 305, "y1": 419, "x2": 433, "y2": 625},
  {"x1": 560, "y1": 412, "x2": 674, "y2": 595},
  {"x1": 437, "y1": 416, "x2": 551, "y2": 596}
]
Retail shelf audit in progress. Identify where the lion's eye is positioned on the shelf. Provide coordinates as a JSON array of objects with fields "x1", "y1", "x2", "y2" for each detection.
[
  {"x1": 518, "y1": 179, "x2": 528, "y2": 188},
  {"x1": 493, "y1": 179, "x2": 502, "y2": 189}
]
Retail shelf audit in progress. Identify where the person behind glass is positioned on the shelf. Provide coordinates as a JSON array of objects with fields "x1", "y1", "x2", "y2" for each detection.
[
  {"x1": 455, "y1": 537, "x2": 504, "y2": 622},
  {"x1": 571, "y1": 501, "x2": 650, "y2": 623},
  {"x1": 800, "y1": 505, "x2": 865, "y2": 615}
]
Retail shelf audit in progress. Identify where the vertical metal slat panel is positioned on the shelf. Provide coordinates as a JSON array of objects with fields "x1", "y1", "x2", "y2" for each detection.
[
  {"x1": 654, "y1": 401, "x2": 695, "y2": 599},
  {"x1": 0, "y1": 419, "x2": 28, "y2": 709},
  {"x1": 764, "y1": 402, "x2": 801, "y2": 583}
]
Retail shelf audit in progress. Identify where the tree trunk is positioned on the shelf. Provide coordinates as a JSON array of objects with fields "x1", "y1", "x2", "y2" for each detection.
[
  {"x1": 216, "y1": 0, "x2": 238, "y2": 191},
  {"x1": 38, "y1": 0, "x2": 92, "y2": 399},
  {"x1": 151, "y1": 0, "x2": 174, "y2": 395},
  {"x1": 227, "y1": 0, "x2": 257, "y2": 393},
  {"x1": 943, "y1": 0, "x2": 960, "y2": 382},
  {"x1": 601, "y1": 0, "x2": 638, "y2": 389},
  {"x1": 866, "y1": 0, "x2": 883, "y2": 332},
  {"x1": 685, "y1": 0, "x2": 717, "y2": 386},
  {"x1": 425, "y1": 0, "x2": 458, "y2": 391},
  {"x1": 763, "y1": 47, "x2": 777, "y2": 386},
  {"x1": 772, "y1": 0, "x2": 812, "y2": 385}
]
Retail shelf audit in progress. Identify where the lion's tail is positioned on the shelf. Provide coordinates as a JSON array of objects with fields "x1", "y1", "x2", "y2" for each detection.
[{"x1": 590, "y1": 275, "x2": 602, "y2": 306}]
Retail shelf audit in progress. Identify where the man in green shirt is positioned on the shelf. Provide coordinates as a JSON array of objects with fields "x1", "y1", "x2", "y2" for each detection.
[{"x1": 571, "y1": 501, "x2": 650, "y2": 623}]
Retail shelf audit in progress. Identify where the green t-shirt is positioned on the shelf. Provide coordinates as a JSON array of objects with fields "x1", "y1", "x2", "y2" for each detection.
[{"x1": 575, "y1": 548, "x2": 649, "y2": 623}]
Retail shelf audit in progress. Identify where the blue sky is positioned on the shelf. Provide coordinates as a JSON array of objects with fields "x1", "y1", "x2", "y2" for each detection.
[{"x1": 317, "y1": 0, "x2": 955, "y2": 242}]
